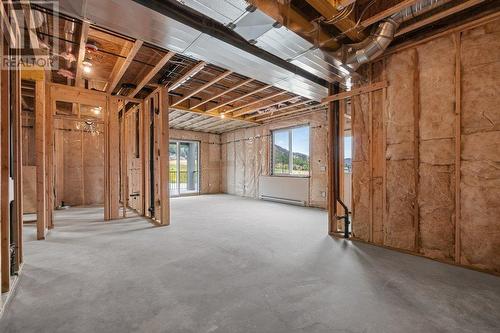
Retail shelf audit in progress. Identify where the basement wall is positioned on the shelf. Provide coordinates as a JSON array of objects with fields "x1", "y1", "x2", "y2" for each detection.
[
  {"x1": 221, "y1": 111, "x2": 328, "y2": 209},
  {"x1": 169, "y1": 129, "x2": 221, "y2": 194},
  {"x1": 351, "y1": 17, "x2": 500, "y2": 273}
]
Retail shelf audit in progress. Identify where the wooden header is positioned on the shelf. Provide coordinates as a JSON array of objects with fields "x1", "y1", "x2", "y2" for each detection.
[{"x1": 321, "y1": 81, "x2": 388, "y2": 104}]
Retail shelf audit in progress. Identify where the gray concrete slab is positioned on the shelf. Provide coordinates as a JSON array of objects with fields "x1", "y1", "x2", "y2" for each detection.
[{"x1": 1, "y1": 194, "x2": 499, "y2": 333}]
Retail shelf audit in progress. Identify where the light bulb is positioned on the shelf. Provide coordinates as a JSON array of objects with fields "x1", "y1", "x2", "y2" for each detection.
[
  {"x1": 83, "y1": 65, "x2": 92, "y2": 74},
  {"x1": 220, "y1": 114, "x2": 225, "y2": 119}
]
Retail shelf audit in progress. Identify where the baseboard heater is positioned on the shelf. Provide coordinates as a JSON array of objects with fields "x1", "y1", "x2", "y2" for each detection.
[{"x1": 259, "y1": 176, "x2": 309, "y2": 206}]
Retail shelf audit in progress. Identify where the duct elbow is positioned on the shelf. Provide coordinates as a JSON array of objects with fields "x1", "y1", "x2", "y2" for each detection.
[{"x1": 345, "y1": 18, "x2": 399, "y2": 69}]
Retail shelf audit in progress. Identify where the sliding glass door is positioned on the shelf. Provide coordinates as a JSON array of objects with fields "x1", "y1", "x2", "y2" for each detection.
[{"x1": 169, "y1": 140, "x2": 199, "y2": 197}]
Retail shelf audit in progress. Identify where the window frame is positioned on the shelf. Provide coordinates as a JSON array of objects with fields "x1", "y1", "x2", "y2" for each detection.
[{"x1": 270, "y1": 124, "x2": 311, "y2": 178}]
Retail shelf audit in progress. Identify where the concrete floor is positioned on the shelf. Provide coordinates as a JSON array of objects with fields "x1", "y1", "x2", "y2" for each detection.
[{"x1": 1, "y1": 195, "x2": 500, "y2": 333}]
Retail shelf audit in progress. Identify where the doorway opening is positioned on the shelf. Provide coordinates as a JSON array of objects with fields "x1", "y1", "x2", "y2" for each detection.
[{"x1": 169, "y1": 140, "x2": 200, "y2": 197}]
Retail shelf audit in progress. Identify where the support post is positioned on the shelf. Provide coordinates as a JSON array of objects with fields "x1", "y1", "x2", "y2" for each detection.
[
  {"x1": 159, "y1": 87, "x2": 170, "y2": 225},
  {"x1": 35, "y1": 81, "x2": 46, "y2": 239}
]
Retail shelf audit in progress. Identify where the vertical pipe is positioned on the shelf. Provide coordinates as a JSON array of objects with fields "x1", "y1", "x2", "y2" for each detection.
[{"x1": 331, "y1": 82, "x2": 351, "y2": 238}]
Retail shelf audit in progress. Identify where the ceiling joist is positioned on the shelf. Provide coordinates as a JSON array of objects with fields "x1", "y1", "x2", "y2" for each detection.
[
  {"x1": 233, "y1": 95, "x2": 298, "y2": 118},
  {"x1": 214, "y1": 84, "x2": 273, "y2": 113},
  {"x1": 75, "y1": 21, "x2": 90, "y2": 87},
  {"x1": 191, "y1": 78, "x2": 254, "y2": 110},
  {"x1": 171, "y1": 70, "x2": 233, "y2": 107},
  {"x1": 107, "y1": 40, "x2": 143, "y2": 93},
  {"x1": 227, "y1": 91, "x2": 288, "y2": 116},
  {"x1": 168, "y1": 61, "x2": 207, "y2": 92},
  {"x1": 129, "y1": 51, "x2": 175, "y2": 97}
]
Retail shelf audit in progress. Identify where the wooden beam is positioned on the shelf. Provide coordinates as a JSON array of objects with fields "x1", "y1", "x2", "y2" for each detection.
[
  {"x1": 360, "y1": 0, "x2": 420, "y2": 28},
  {"x1": 321, "y1": 81, "x2": 388, "y2": 104},
  {"x1": 75, "y1": 21, "x2": 90, "y2": 87},
  {"x1": 50, "y1": 84, "x2": 107, "y2": 108},
  {"x1": 107, "y1": 40, "x2": 143, "y2": 93},
  {"x1": 304, "y1": 0, "x2": 365, "y2": 41},
  {"x1": 395, "y1": 0, "x2": 485, "y2": 37},
  {"x1": 129, "y1": 51, "x2": 175, "y2": 97},
  {"x1": 248, "y1": 0, "x2": 340, "y2": 50},
  {"x1": 35, "y1": 81, "x2": 47, "y2": 240},
  {"x1": 168, "y1": 61, "x2": 207, "y2": 92},
  {"x1": 233, "y1": 95, "x2": 297, "y2": 117},
  {"x1": 171, "y1": 70, "x2": 232, "y2": 107},
  {"x1": 190, "y1": 78, "x2": 253, "y2": 110}
]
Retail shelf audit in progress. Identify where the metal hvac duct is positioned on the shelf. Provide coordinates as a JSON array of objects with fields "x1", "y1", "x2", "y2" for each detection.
[{"x1": 344, "y1": 0, "x2": 451, "y2": 70}]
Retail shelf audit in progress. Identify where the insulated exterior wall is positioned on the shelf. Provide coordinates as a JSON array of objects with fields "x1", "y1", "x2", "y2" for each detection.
[
  {"x1": 169, "y1": 129, "x2": 221, "y2": 194},
  {"x1": 351, "y1": 17, "x2": 500, "y2": 274},
  {"x1": 221, "y1": 111, "x2": 328, "y2": 209},
  {"x1": 459, "y1": 19, "x2": 500, "y2": 272},
  {"x1": 417, "y1": 36, "x2": 456, "y2": 261}
]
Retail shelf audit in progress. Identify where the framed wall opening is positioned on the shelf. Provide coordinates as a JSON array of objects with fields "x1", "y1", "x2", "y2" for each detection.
[{"x1": 169, "y1": 140, "x2": 200, "y2": 197}]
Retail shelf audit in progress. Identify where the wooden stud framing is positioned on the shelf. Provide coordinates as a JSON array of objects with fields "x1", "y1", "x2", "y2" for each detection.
[
  {"x1": 413, "y1": 51, "x2": 420, "y2": 252},
  {"x1": 13, "y1": 50, "x2": 22, "y2": 271},
  {"x1": 106, "y1": 97, "x2": 120, "y2": 220},
  {"x1": 35, "y1": 81, "x2": 47, "y2": 239},
  {"x1": 327, "y1": 83, "x2": 335, "y2": 234},
  {"x1": 159, "y1": 87, "x2": 170, "y2": 225},
  {"x1": 45, "y1": 83, "x2": 54, "y2": 228},
  {"x1": 120, "y1": 105, "x2": 127, "y2": 218},
  {"x1": 454, "y1": 31, "x2": 462, "y2": 264},
  {"x1": 1, "y1": 48, "x2": 10, "y2": 292}
]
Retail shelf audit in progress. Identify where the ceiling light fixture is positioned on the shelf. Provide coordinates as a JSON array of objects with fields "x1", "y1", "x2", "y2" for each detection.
[{"x1": 82, "y1": 59, "x2": 93, "y2": 74}]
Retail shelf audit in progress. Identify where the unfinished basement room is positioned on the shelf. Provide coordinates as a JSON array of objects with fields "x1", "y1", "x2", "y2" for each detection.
[{"x1": 0, "y1": 0, "x2": 500, "y2": 332}]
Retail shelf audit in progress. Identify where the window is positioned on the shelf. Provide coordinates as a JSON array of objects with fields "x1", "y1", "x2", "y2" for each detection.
[{"x1": 272, "y1": 125, "x2": 310, "y2": 176}]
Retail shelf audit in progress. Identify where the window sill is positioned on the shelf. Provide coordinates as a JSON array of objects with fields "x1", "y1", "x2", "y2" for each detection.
[{"x1": 271, "y1": 174, "x2": 310, "y2": 179}]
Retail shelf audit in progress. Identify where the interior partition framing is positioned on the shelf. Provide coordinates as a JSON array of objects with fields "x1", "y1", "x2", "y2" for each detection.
[{"x1": 41, "y1": 84, "x2": 170, "y2": 226}]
